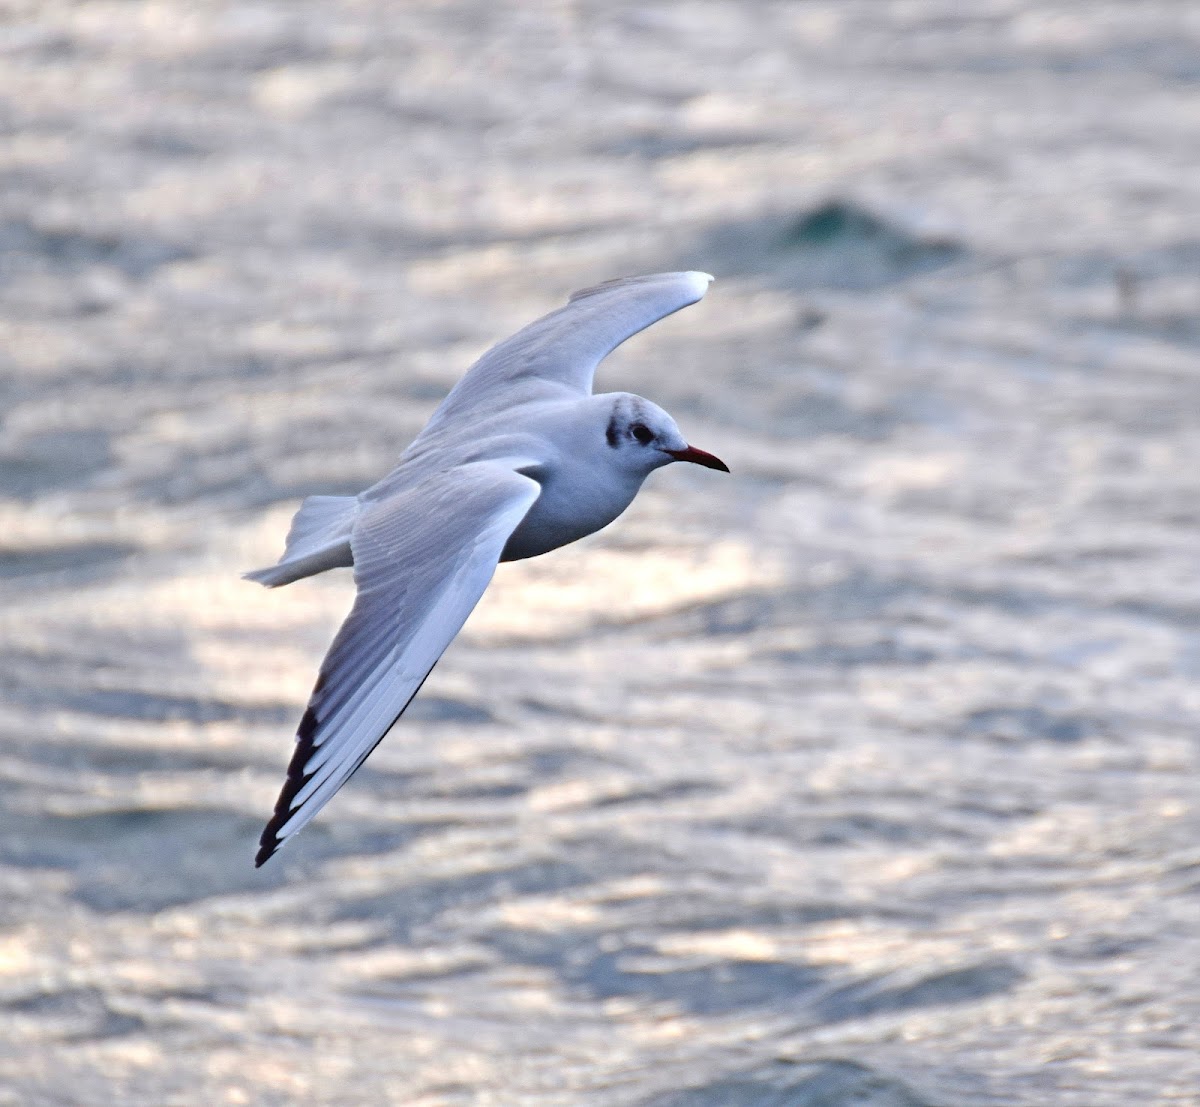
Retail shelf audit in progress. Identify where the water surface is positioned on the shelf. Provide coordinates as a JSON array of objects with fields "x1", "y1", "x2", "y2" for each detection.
[{"x1": 1, "y1": 3, "x2": 1198, "y2": 1104}]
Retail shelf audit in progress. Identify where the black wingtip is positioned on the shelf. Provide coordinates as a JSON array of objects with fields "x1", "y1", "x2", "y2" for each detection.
[
  {"x1": 255, "y1": 769, "x2": 314, "y2": 868},
  {"x1": 255, "y1": 707, "x2": 323, "y2": 868},
  {"x1": 256, "y1": 796, "x2": 294, "y2": 867}
]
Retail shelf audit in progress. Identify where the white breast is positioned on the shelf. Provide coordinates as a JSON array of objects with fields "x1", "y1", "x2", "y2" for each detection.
[{"x1": 501, "y1": 458, "x2": 643, "y2": 562}]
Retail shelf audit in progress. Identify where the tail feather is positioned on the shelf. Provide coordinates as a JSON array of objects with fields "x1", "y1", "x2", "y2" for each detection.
[{"x1": 244, "y1": 494, "x2": 358, "y2": 588}]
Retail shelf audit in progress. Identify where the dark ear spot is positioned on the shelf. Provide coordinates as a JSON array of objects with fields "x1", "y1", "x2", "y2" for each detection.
[{"x1": 605, "y1": 412, "x2": 619, "y2": 448}]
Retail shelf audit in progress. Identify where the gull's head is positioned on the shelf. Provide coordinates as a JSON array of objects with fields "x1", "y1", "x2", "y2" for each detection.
[{"x1": 603, "y1": 394, "x2": 729, "y2": 476}]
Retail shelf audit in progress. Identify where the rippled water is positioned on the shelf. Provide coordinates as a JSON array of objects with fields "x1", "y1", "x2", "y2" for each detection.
[{"x1": 2, "y1": 3, "x2": 1199, "y2": 1104}]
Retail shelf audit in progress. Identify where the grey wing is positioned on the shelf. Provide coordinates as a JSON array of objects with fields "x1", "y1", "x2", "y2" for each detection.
[
  {"x1": 428, "y1": 271, "x2": 713, "y2": 423},
  {"x1": 256, "y1": 462, "x2": 540, "y2": 866}
]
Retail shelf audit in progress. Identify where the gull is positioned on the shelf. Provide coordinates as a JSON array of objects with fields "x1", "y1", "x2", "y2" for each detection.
[{"x1": 247, "y1": 271, "x2": 727, "y2": 866}]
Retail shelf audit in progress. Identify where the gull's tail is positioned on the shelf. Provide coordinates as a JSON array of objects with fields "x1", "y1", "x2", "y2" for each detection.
[{"x1": 244, "y1": 494, "x2": 358, "y2": 587}]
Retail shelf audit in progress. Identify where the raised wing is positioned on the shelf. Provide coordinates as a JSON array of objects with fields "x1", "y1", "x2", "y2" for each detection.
[
  {"x1": 427, "y1": 271, "x2": 713, "y2": 426},
  {"x1": 256, "y1": 462, "x2": 540, "y2": 866}
]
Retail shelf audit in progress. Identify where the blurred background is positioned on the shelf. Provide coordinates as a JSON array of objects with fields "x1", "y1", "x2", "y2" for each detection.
[{"x1": 1, "y1": 2, "x2": 1198, "y2": 1104}]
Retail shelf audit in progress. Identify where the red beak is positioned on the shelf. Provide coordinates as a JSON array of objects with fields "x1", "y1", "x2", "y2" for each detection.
[{"x1": 665, "y1": 445, "x2": 730, "y2": 472}]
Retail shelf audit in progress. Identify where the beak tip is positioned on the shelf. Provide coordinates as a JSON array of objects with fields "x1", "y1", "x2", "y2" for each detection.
[{"x1": 668, "y1": 445, "x2": 730, "y2": 473}]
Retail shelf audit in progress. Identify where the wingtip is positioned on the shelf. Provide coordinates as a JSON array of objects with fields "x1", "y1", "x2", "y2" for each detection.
[
  {"x1": 255, "y1": 812, "x2": 284, "y2": 866},
  {"x1": 683, "y1": 270, "x2": 715, "y2": 300},
  {"x1": 567, "y1": 270, "x2": 715, "y2": 306},
  {"x1": 255, "y1": 706, "x2": 323, "y2": 867},
  {"x1": 255, "y1": 820, "x2": 285, "y2": 867}
]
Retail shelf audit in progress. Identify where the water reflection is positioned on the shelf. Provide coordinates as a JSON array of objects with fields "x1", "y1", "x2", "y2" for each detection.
[{"x1": 2, "y1": 2, "x2": 1198, "y2": 1105}]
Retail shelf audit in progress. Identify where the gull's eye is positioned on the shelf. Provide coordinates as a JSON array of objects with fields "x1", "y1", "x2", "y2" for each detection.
[{"x1": 630, "y1": 422, "x2": 654, "y2": 445}]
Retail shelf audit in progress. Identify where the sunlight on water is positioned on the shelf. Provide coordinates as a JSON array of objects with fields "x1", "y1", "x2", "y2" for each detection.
[
  {"x1": 469, "y1": 541, "x2": 786, "y2": 642},
  {"x1": 1, "y1": 3, "x2": 1198, "y2": 1105}
]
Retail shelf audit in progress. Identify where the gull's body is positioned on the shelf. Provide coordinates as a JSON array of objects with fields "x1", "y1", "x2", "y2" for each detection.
[{"x1": 248, "y1": 271, "x2": 726, "y2": 866}]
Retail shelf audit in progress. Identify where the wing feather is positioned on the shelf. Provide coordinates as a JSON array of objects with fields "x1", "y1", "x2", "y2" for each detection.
[
  {"x1": 256, "y1": 462, "x2": 540, "y2": 866},
  {"x1": 426, "y1": 271, "x2": 713, "y2": 426}
]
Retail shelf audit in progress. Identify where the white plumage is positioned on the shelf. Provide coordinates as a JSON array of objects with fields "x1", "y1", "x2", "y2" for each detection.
[{"x1": 249, "y1": 271, "x2": 726, "y2": 866}]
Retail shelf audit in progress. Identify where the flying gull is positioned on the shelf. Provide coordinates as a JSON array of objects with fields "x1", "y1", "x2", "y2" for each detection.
[{"x1": 247, "y1": 271, "x2": 727, "y2": 866}]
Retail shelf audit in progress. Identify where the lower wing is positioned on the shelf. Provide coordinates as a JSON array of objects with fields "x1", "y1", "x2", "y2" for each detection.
[{"x1": 256, "y1": 461, "x2": 540, "y2": 866}]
